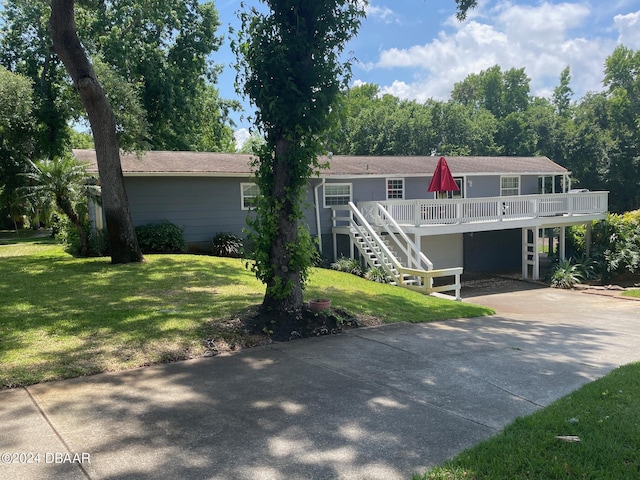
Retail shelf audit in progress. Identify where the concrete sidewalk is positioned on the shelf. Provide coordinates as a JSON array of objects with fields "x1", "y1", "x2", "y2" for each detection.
[{"x1": 2, "y1": 287, "x2": 639, "y2": 480}]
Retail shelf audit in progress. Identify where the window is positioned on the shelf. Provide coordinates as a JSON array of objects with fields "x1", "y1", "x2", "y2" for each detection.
[
  {"x1": 538, "y1": 175, "x2": 554, "y2": 194},
  {"x1": 436, "y1": 178, "x2": 464, "y2": 199},
  {"x1": 501, "y1": 176, "x2": 520, "y2": 196},
  {"x1": 240, "y1": 183, "x2": 259, "y2": 210},
  {"x1": 386, "y1": 178, "x2": 404, "y2": 200},
  {"x1": 324, "y1": 183, "x2": 352, "y2": 207}
]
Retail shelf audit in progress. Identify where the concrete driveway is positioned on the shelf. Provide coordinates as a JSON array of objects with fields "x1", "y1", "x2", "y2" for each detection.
[{"x1": 2, "y1": 286, "x2": 639, "y2": 480}]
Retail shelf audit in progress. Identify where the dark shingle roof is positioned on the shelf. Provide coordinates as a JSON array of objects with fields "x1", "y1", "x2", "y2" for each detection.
[{"x1": 73, "y1": 149, "x2": 567, "y2": 177}]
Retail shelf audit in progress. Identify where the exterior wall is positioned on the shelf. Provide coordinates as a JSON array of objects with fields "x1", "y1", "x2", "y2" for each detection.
[
  {"x1": 463, "y1": 229, "x2": 522, "y2": 273},
  {"x1": 521, "y1": 175, "x2": 540, "y2": 195},
  {"x1": 464, "y1": 176, "x2": 498, "y2": 198},
  {"x1": 124, "y1": 176, "x2": 320, "y2": 251},
  {"x1": 420, "y1": 234, "x2": 463, "y2": 269},
  {"x1": 124, "y1": 176, "x2": 254, "y2": 249}
]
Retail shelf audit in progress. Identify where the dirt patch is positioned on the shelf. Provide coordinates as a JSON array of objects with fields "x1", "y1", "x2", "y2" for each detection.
[
  {"x1": 203, "y1": 306, "x2": 384, "y2": 356},
  {"x1": 461, "y1": 274, "x2": 544, "y2": 296}
]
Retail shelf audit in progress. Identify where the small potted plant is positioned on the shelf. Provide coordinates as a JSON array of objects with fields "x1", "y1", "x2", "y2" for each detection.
[{"x1": 308, "y1": 298, "x2": 331, "y2": 311}]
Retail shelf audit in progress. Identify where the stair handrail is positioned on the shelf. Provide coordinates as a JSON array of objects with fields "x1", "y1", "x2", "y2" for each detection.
[
  {"x1": 347, "y1": 202, "x2": 404, "y2": 279},
  {"x1": 375, "y1": 203, "x2": 434, "y2": 271}
]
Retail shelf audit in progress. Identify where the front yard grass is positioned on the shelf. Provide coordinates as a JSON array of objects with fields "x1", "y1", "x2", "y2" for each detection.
[
  {"x1": 414, "y1": 361, "x2": 640, "y2": 480},
  {"x1": 0, "y1": 239, "x2": 493, "y2": 388},
  {"x1": 621, "y1": 289, "x2": 640, "y2": 298}
]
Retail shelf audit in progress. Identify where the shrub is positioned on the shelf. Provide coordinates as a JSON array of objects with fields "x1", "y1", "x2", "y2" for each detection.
[
  {"x1": 53, "y1": 207, "x2": 109, "y2": 257},
  {"x1": 330, "y1": 256, "x2": 363, "y2": 276},
  {"x1": 549, "y1": 259, "x2": 583, "y2": 289},
  {"x1": 365, "y1": 266, "x2": 388, "y2": 283},
  {"x1": 212, "y1": 233, "x2": 243, "y2": 258},
  {"x1": 135, "y1": 221, "x2": 187, "y2": 254},
  {"x1": 591, "y1": 212, "x2": 640, "y2": 280}
]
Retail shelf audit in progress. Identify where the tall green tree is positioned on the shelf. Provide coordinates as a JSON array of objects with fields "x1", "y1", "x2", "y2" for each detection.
[
  {"x1": 0, "y1": 66, "x2": 35, "y2": 227},
  {"x1": 234, "y1": 0, "x2": 366, "y2": 312},
  {"x1": 1, "y1": 0, "x2": 235, "y2": 152},
  {"x1": 0, "y1": 0, "x2": 71, "y2": 158},
  {"x1": 603, "y1": 45, "x2": 640, "y2": 212},
  {"x1": 235, "y1": 0, "x2": 477, "y2": 314},
  {"x1": 451, "y1": 65, "x2": 531, "y2": 119},
  {"x1": 50, "y1": 0, "x2": 143, "y2": 263}
]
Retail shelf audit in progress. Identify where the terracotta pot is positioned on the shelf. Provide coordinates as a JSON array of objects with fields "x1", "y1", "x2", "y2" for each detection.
[{"x1": 308, "y1": 298, "x2": 331, "y2": 311}]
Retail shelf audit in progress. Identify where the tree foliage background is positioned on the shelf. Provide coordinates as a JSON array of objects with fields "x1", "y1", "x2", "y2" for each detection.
[{"x1": 0, "y1": 0, "x2": 238, "y2": 154}]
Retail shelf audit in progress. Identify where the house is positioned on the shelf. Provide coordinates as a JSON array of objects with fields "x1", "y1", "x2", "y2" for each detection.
[{"x1": 74, "y1": 149, "x2": 608, "y2": 298}]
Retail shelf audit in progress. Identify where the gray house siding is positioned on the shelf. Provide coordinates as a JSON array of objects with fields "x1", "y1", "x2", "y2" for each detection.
[
  {"x1": 124, "y1": 176, "x2": 254, "y2": 249},
  {"x1": 521, "y1": 175, "x2": 539, "y2": 195}
]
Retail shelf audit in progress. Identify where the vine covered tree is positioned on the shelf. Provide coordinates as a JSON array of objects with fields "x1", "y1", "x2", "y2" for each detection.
[
  {"x1": 234, "y1": 0, "x2": 366, "y2": 313},
  {"x1": 234, "y1": 0, "x2": 479, "y2": 314}
]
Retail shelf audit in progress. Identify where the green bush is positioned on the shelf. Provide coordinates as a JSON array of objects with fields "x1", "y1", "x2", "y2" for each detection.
[
  {"x1": 212, "y1": 233, "x2": 243, "y2": 258},
  {"x1": 330, "y1": 256, "x2": 363, "y2": 276},
  {"x1": 365, "y1": 266, "x2": 388, "y2": 283},
  {"x1": 591, "y1": 212, "x2": 640, "y2": 280},
  {"x1": 135, "y1": 221, "x2": 187, "y2": 254},
  {"x1": 53, "y1": 206, "x2": 108, "y2": 257}
]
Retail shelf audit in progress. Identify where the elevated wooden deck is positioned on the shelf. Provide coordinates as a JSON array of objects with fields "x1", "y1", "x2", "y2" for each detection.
[{"x1": 355, "y1": 192, "x2": 608, "y2": 235}]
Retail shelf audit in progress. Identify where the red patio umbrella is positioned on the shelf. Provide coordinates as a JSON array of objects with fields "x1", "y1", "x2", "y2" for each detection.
[{"x1": 427, "y1": 156, "x2": 460, "y2": 193}]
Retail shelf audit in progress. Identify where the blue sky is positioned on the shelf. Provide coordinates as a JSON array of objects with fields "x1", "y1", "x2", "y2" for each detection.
[{"x1": 214, "y1": 0, "x2": 640, "y2": 146}]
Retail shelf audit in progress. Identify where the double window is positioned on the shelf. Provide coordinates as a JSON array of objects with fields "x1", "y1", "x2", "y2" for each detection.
[
  {"x1": 501, "y1": 176, "x2": 520, "y2": 196},
  {"x1": 323, "y1": 183, "x2": 352, "y2": 207}
]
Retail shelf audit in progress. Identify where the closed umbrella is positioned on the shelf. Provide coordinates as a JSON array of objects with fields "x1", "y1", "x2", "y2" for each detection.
[{"x1": 427, "y1": 156, "x2": 459, "y2": 193}]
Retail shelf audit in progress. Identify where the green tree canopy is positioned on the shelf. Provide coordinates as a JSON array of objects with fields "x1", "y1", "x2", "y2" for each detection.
[
  {"x1": 0, "y1": 0, "x2": 236, "y2": 153},
  {"x1": 0, "y1": 65, "x2": 35, "y2": 227}
]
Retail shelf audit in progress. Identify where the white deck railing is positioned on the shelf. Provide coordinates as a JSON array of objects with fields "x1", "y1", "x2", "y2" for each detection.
[{"x1": 359, "y1": 192, "x2": 608, "y2": 227}]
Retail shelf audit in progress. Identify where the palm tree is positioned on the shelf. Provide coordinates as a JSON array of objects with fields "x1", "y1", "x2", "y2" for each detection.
[{"x1": 24, "y1": 154, "x2": 90, "y2": 255}]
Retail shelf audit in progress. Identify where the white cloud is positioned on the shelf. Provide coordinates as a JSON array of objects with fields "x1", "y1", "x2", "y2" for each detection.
[
  {"x1": 234, "y1": 128, "x2": 250, "y2": 151},
  {"x1": 360, "y1": 2, "x2": 397, "y2": 23},
  {"x1": 614, "y1": 10, "x2": 640, "y2": 48},
  {"x1": 363, "y1": 1, "x2": 617, "y2": 102},
  {"x1": 365, "y1": 3, "x2": 397, "y2": 23}
]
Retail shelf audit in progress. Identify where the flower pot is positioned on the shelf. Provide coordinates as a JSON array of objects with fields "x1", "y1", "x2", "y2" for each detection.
[{"x1": 308, "y1": 298, "x2": 331, "y2": 311}]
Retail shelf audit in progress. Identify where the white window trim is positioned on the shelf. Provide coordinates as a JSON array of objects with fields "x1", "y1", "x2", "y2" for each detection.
[
  {"x1": 500, "y1": 176, "x2": 520, "y2": 196},
  {"x1": 323, "y1": 183, "x2": 352, "y2": 208},
  {"x1": 240, "y1": 182, "x2": 259, "y2": 210},
  {"x1": 386, "y1": 178, "x2": 405, "y2": 200}
]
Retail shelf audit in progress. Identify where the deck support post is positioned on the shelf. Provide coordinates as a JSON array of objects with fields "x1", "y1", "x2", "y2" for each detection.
[
  {"x1": 522, "y1": 227, "x2": 540, "y2": 280},
  {"x1": 559, "y1": 226, "x2": 566, "y2": 261}
]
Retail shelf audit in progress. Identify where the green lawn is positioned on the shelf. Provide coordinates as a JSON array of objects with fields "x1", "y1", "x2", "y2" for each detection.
[
  {"x1": 0, "y1": 239, "x2": 493, "y2": 388},
  {"x1": 622, "y1": 289, "x2": 640, "y2": 298},
  {"x1": 415, "y1": 361, "x2": 640, "y2": 480}
]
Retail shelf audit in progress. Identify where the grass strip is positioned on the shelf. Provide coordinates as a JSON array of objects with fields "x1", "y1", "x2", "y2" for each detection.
[{"x1": 415, "y1": 361, "x2": 640, "y2": 480}]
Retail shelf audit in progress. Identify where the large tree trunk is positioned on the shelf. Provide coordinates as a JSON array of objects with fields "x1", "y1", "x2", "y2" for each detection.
[
  {"x1": 49, "y1": 0, "x2": 143, "y2": 264},
  {"x1": 262, "y1": 137, "x2": 304, "y2": 312}
]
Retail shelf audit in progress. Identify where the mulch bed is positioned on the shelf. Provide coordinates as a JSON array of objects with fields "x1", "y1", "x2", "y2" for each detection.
[{"x1": 203, "y1": 305, "x2": 383, "y2": 356}]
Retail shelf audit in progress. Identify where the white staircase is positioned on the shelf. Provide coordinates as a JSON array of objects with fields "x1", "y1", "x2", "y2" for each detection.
[{"x1": 333, "y1": 202, "x2": 463, "y2": 300}]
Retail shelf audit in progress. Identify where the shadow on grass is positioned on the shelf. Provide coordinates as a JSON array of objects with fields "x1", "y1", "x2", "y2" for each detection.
[{"x1": 0, "y1": 252, "x2": 265, "y2": 387}]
